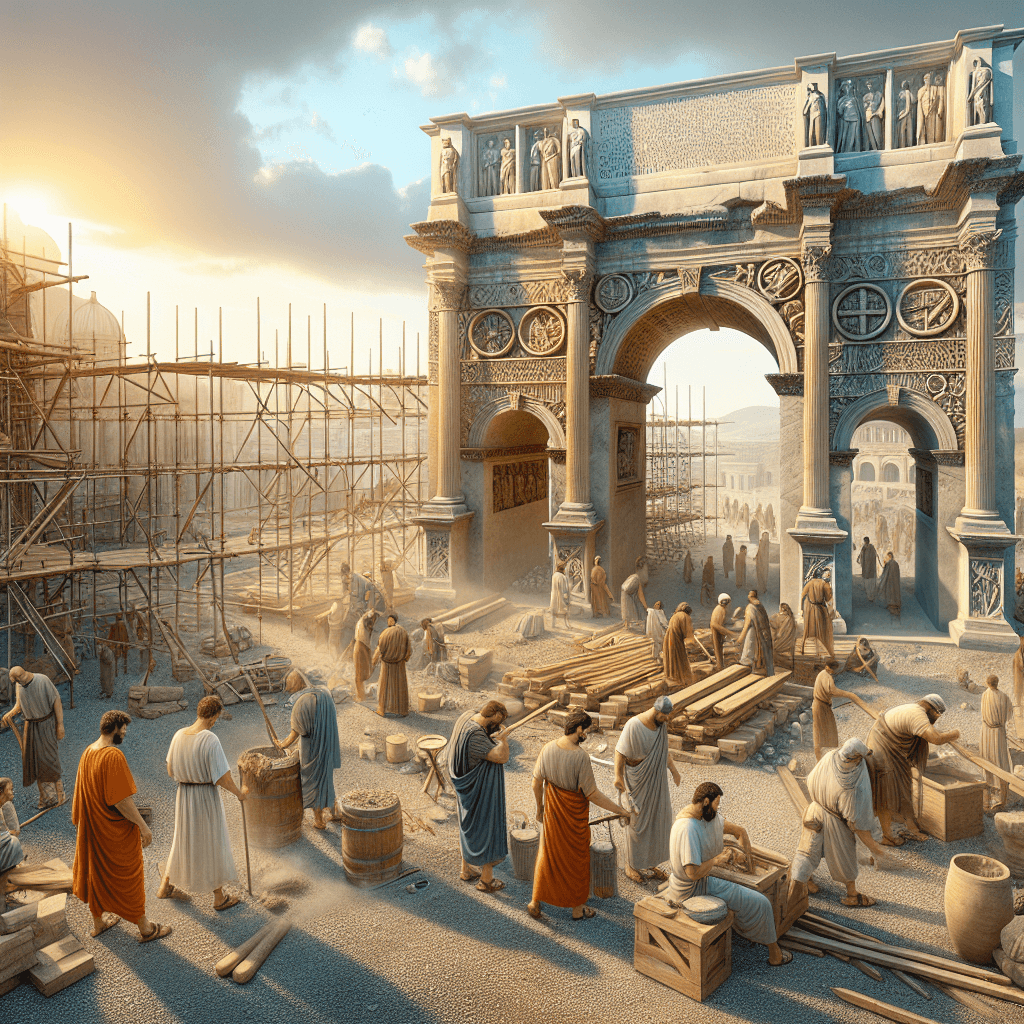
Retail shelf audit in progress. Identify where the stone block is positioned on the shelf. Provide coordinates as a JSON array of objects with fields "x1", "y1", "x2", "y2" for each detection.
[
  {"x1": 358, "y1": 742, "x2": 377, "y2": 761},
  {"x1": 994, "y1": 948, "x2": 1024, "y2": 988},
  {"x1": 696, "y1": 745, "x2": 722, "y2": 763},
  {"x1": 0, "y1": 903, "x2": 37, "y2": 936},
  {"x1": 27, "y1": 938, "x2": 94, "y2": 997}
]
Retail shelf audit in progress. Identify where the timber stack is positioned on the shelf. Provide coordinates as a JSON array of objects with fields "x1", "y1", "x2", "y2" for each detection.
[{"x1": 0, "y1": 893, "x2": 94, "y2": 997}]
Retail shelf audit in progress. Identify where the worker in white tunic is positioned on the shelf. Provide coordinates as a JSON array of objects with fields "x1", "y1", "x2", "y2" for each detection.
[
  {"x1": 157, "y1": 695, "x2": 248, "y2": 911},
  {"x1": 980, "y1": 674, "x2": 1013, "y2": 811},
  {"x1": 614, "y1": 695, "x2": 680, "y2": 883},
  {"x1": 665, "y1": 782, "x2": 789, "y2": 965},
  {"x1": 549, "y1": 560, "x2": 571, "y2": 629},
  {"x1": 794, "y1": 738, "x2": 889, "y2": 908},
  {"x1": 645, "y1": 601, "x2": 669, "y2": 657}
]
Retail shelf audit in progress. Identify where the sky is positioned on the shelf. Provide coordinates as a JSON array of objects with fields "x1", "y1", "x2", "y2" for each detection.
[{"x1": 3, "y1": 1, "x2": 1023, "y2": 413}]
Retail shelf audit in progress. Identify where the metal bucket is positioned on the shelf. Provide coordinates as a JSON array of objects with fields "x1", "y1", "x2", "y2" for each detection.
[{"x1": 508, "y1": 810, "x2": 540, "y2": 881}]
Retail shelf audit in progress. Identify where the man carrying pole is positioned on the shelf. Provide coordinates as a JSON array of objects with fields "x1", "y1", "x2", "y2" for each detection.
[{"x1": 157, "y1": 695, "x2": 248, "y2": 910}]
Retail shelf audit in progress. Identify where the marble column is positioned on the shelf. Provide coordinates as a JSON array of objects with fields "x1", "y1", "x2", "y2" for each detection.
[
  {"x1": 962, "y1": 232, "x2": 998, "y2": 519},
  {"x1": 431, "y1": 280, "x2": 467, "y2": 514},
  {"x1": 800, "y1": 244, "x2": 832, "y2": 517},
  {"x1": 564, "y1": 271, "x2": 590, "y2": 510},
  {"x1": 413, "y1": 278, "x2": 473, "y2": 601},
  {"x1": 947, "y1": 228, "x2": 1018, "y2": 649}
]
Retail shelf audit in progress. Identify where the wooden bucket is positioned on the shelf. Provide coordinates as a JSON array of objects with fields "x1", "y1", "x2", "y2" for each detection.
[
  {"x1": 340, "y1": 791, "x2": 403, "y2": 888},
  {"x1": 591, "y1": 839, "x2": 618, "y2": 899},
  {"x1": 508, "y1": 810, "x2": 540, "y2": 881},
  {"x1": 385, "y1": 733, "x2": 411, "y2": 763},
  {"x1": 237, "y1": 746, "x2": 303, "y2": 850},
  {"x1": 417, "y1": 691, "x2": 443, "y2": 713}
]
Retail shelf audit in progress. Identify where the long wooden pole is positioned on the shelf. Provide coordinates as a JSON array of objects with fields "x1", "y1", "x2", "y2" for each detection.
[
  {"x1": 239, "y1": 779, "x2": 252, "y2": 897},
  {"x1": 832, "y1": 987, "x2": 943, "y2": 1024},
  {"x1": 499, "y1": 700, "x2": 558, "y2": 737}
]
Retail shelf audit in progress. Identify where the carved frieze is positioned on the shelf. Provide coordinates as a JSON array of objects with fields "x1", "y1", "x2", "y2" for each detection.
[
  {"x1": 519, "y1": 306, "x2": 566, "y2": 356},
  {"x1": 426, "y1": 531, "x2": 451, "y2": 581},
  {"x1": 969, "y1": 558, "x2": 1004, "y2": 619},
  {"x1": 468, "y1": 279, "x2": 572, "y2": 308},
  {"x1": 461, "y1": 359, "x2": 566, "y2": 385},
  {"x1": 832, "y1": 284, "x2": 892, "y2": 341},
  {"x1": 594, "y1": 274, "x2": 634, "y2": 313},
  {"x1": 895, "y1": 279, "x2": 960, "y2": 337},
  {"x1": 995, "y1": 272, "x2": 1014, "y2": 337},
  {"x1": 492, "y1": 459, "x2": 548, "y2": 512},
  {"x1": 593, "y1": 82, "x2": 796, "y2": 182},
  {"x1": 468, "y1": 309, "x2": 516, "y2": 358}
]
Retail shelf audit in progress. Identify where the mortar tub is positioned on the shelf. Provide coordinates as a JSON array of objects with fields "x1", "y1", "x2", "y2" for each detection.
[
  {"x1": 237, "y1": 746, "x2": 303, "y2": 849},
  {"x1": 340, "y1": 792, "x2": 404, "y2": 888}
]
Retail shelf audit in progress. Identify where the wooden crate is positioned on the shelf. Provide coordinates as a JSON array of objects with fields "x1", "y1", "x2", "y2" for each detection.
[
  {"x1": 458, "y1": 649, "x2": 493, "y2": 691},
  {"x1": 712, "y1": 842, "x2": 793, "y2": 936},
  {"x1": 633, "y1": 902, "x2": 733, "y2": 1002},
  {"x1": 912, "y1": 771, "x2": 985, "y2": 842}
]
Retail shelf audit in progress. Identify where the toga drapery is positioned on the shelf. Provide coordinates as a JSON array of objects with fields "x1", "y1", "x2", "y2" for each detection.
[
  {"x1": 663, "y1": 609, "x2": 694, "y2": 686},
  {"x1": 373, "y1": 625, "x2": 411, "y2": 716},
  {"x1": 290, "y1": 687, "x2": 342, "y2": 808},
  {"x1": 16, "y1": 673, "x2": 62, "y2": 787},
  {"x1": 615, "y1": 717, "x2": 672, "y2": 871},
  {"x1": 449, "y1": 712, "x2": 508, "y2": 868}
]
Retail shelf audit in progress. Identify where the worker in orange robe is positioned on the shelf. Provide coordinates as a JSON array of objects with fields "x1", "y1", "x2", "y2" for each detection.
[
  {"x1": 72, "y1": 710, "x2": 171, "y2": 943},
  {"x1": 527, "y1": 709, "x2": 628, "y2": 921}
]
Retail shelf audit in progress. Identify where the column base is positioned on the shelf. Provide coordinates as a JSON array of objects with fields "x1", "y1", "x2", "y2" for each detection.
[
  {"x1": 946, "y1": 517, "x2": 1020, "y2": 651},
  {"x1": 788, "y1": 517, "x2": 849, "y2": 637},
  {"x1": 410, "y1": 511, "x2": 474, "y2": 603},
  {"x1": 548, "y1": 502, "x2": 603, "y2": 530},
  {"x1": 543, "y1": 516, "x2": 605, "y2": 604}
]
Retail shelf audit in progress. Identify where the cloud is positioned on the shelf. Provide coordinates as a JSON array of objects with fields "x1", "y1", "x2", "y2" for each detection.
[
  {"x1": 403, "y1": 51, "x2": 452, "y2": 97},
  {"x1": 353, "y1": 23, "x2": 391, "y2": 59},
  {"x1": 489, "y1": 74, "x2": 506, "y2": 89}
]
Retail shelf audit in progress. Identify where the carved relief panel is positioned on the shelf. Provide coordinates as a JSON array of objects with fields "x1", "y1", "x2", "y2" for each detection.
[
  {"x1": 554, "y1": 540, "x2": 586, "y2": 597},
  {"x1": 477, "y1": 133, "x2": 517, "y2": 197},
  {"x1": 492, "y1": 458, "x2": 548, "y2": 513},
  {"x1": 616, "y1": 424, "x2": 642, "y2": 486},
  {"x1": 915, "y1": 465, "x2": 934, "y2": 518},
  {"x1": 522, "y1": 125, "x2": 562, "y2": 192},
  {"x1": 891, "y1": 68, "x2": 947, "y2": 148},
  {"x1": 833, "y1": 76, "x2": 887, "y2": 154},
  {"x1": 969, "y1": 558, "x2": 1004, "y2": 619},
  {"x1": 425, "y1": 531, "x2": 451, "y2": 581}
]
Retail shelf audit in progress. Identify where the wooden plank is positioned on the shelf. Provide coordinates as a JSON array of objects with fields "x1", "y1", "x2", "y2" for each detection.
[
  {"x1": 667, "y1": 665, "x2": 749, "y2": 712},
  {"x1": 792, "y1": 919, "x2": 1008, "y2": 984},
  {"x1": 27, "y1": 947, "x2": 94, "y2": 997},
  {"x1": 712, "y1": 672, "x2": 791, "y2": 718},
  {"x1": 787, "y1": 930, "x2": 1021, "y2": 1002},
  {"x1": 932, "y1": 982, "x2": 1000, "y2": 1022},
  {"x1": 686, "y1": 674, "x2": 761, "y2": 719},
  {"x1": 779, "y1": 938, "x2": 824, "y2": 957},
  {"x1": 832, "y1": 987, "x2": 944, "y2": 1024},
  {"x1": 777, "y1": 766, "x2": 809, "y2": 814},
  {"x1": 892, "y1": 969, "x2": 932, "y2": 1000}
]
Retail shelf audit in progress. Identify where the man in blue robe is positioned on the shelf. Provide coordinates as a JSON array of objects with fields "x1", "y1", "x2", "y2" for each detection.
[
  {"x1": 449, "y1": 700, "x2": 510, "y2": 893},
  {"x1": 281, "y1": 670, "x2": 342, "y2": 829}
]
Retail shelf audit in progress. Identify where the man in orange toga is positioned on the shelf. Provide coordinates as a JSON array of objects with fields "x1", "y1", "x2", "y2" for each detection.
[
  {"x1": 527, "y1": 709, "x2": 628, "y2": 921},
  {"x1": 72, "y1": 710, "x2": 171, "y2": 943}
]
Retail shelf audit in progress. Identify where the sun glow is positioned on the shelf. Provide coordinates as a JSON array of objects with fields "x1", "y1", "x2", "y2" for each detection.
[{"x1": 3, "y1": 190, "x2": 52, "y2": 234}]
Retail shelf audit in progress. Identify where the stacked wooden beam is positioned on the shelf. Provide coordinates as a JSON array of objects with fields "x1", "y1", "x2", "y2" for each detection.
[
  {"x1": 784, "y1": 912, "x2": 1022, "y2": 1007},
  {"x1": 438, "y1": 595, "x2": 508, "y2": 633},
  {"x1": 0, "y1": 893, "x2": 94, "y2": 998}
]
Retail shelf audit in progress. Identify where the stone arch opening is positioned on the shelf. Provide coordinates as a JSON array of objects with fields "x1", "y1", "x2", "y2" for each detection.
[
  {"x1": 463, "y1": 406, "x2": 557, "y2": 592},
  {"x1": 836, "y1": 395, "x2": 961, "y2": 632}
]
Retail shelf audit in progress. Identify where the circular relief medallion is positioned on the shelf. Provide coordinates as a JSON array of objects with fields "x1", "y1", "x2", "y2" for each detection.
[
  {"x1": 519, "y1": 306, "x2": 566, "y2": 356},
  {"x1": 757, "y1": 258, "x2": 803, "y2": 303},
  {"x1": 896, "y1": 278, "x2": 960, "y2": 337},
  {"x1": 468, "y1": 309, "x2": 516, "y2": 358},
  {"x1": 832, "y1": 283, "x2": 892, "y2": 341},
  {"x1": 594, "y1": 274, "x2": 634, "y2": 314}
]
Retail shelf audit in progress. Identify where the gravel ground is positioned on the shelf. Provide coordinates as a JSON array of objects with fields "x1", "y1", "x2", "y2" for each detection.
[{"x1": 3, "y1": 570, "x2": 1024, "y2": 1024}]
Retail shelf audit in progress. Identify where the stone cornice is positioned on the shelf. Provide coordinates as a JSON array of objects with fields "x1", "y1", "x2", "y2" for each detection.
[
  {"x1": 460, "y1": 444, "x2": 549, "y2": 462},
  {"x1": 406, "y1": 220, "x2": 476, "y2": 257},
  {"x1": 589, "y1": 375, "x2": 661, "y2": 404},
  {"x1": 765, "y1": 373, "x2": 804, "y2": 396},
  {"x1": 540, "y1": 206, "x2": 607, "y2": 244},
  {"x1": 829, "y1": 449, "x2": 859, "y2": 466}
]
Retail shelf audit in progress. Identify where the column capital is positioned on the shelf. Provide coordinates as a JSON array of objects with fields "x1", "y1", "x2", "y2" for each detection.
[
  {"x1": 959, "y1": 228, "x2": 1003, "y2": 272},
  {"x1": 828, "y1": 449, "x2": 858, "y2": 466},
  {"x1": 429, "y1": 280, "x2": 468, "y2": 312},
  {"x1": 765, "y1": 373, "x2": 804, "y2": 397},
  {"x1": 800, "y1": 244, "x2": 833, "y2": 282},
  {"x1": 560, "y1": 268, "x2": 593, "y2": 303}
]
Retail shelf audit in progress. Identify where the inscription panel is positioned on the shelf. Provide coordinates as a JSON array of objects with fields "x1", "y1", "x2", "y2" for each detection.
[{"x1": 594, "y1": 83, "x2": 796, "y2": 183}]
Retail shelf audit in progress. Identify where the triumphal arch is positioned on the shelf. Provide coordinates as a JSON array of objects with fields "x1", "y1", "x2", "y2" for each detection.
[{"x1": 408, "y1": 26, "x2": 1024, "y2": 649}]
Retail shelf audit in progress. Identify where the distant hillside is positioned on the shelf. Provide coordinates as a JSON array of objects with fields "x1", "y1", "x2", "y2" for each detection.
[{"x1": 718, "y1": 405, "x2": 780, "y2": 440}]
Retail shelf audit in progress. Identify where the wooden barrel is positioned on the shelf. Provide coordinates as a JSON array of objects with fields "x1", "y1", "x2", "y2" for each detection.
[
  {"x1": 591, "y1": 840, "x2": 618, "y2": 899},
  {"x1": 237, "y1": 746, "x2": 303, "y2": 850},
  {"x1": 340, "y1": 791, "x2": 403, "y2": 888},
  {"x1": 385, "y1": 733, "x2": 411, "y2": 763}
]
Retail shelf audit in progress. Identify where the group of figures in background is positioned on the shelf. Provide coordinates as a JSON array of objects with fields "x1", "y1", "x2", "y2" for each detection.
[
  {"x1": 803, "y1": 59, "x2": 992, "y2": 152},
  {"x1": 851, "y1": 501, "x2": 916, "y2": 564},
  {"x1": 721, "y1": 498, "x2": 777, "y2": 540}
]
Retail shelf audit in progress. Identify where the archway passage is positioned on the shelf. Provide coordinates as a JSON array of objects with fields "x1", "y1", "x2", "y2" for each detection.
[
  {"x1": 464, "y1": 409, "x2": 555, "y2": 592},
  {"x1": 835, "y1": 398, "x2": 962, "y2": 634}
]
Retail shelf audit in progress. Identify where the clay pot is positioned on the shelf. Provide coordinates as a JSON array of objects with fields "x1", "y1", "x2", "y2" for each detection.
[{"x1": 944, "y1": 853, "x2": 1013, "y2": 963}]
